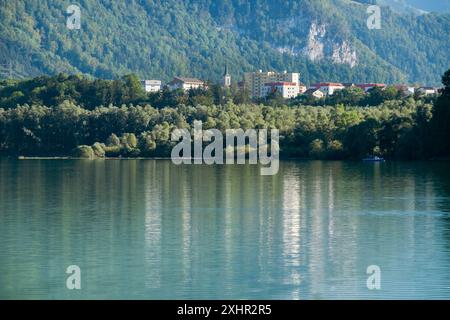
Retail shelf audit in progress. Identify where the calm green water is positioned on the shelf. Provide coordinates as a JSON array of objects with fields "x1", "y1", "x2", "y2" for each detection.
[{"x1": 1, "y1": 159, "x2": 450, "y2": 299}]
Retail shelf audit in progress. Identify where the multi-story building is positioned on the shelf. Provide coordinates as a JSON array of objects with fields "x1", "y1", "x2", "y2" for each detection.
[
  {"x1": 167, "y1": 77, "x2": 206, "y2": 91},
  {"x1": 141, "y1": 80, "x2": 162, "y2": 93},
  {"x1": 262, "y1": 82, "x2": 300, "y2": 99},
  {"x1": 244, "y1": 70, "x2": 300, "y2": 98},
  {"x1": 310, "y1": 82, "x2": 345, "y2": 95}
]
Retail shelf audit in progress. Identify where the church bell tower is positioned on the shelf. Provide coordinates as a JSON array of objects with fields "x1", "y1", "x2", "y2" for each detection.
[{"x1": 223, "y1": 65, "x2": 231, "y2": 87}]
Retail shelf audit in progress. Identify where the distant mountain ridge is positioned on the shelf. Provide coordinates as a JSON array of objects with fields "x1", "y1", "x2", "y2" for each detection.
[{"x1": 0, "y1": 0, "x2": 448, "y2": 85}]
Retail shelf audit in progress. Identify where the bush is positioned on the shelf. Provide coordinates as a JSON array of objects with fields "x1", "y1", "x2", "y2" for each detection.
[
  {"x1": 309, "y1": 139, "x2": 325, "y2": 159},
  {"x1": 104, "y1": 145, "x2": 121, "y2": 157},
  {"x1": 106, "y1": 134, "x2": 121, "y2": 147},
  {"x1": 92, "y1": 142, "x2": 106, "y2": 158},
  {"x1": 73, "y1": 145, "x2": 95, "y2": 158},
  {"x1": 326, "y1": 140, "x2": 344, "y2": 159}
]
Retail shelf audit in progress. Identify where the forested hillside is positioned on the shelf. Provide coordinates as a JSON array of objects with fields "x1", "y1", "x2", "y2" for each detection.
[
  {"x1": 0, "y1": 0, "x2": 449, "y2": 84},
  {"x1": 377, "y1": 0, "x2": 450, "y2": 13}
]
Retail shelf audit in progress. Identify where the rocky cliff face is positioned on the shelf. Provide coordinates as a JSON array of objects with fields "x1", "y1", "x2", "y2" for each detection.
[
  {"x1": 303, "y1": 22, "x2": 326, "y2": 62},
  {"x1": 331, "y1": 40, "x2": 358, "y2": 68},
  {"x1": 275, "y1": 22, "x2": 358, "y2": 68},
  {"x1": 303, "y1": 23, "x2": 358, "y2": 68}
]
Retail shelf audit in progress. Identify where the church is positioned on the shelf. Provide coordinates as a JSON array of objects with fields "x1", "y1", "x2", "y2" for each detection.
[{"x1": 223, "y1": 65, "x2": 231, "y2": 88}]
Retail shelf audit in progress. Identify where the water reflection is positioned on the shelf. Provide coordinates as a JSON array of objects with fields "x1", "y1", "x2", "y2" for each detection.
[{"x1": 0, "y1": 160, "x2": 450, "y2": 299}]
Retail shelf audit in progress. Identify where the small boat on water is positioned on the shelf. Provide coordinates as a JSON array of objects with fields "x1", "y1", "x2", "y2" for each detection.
[{"x1": 362, "y1": 156, "x2": 385, "y2": 162}]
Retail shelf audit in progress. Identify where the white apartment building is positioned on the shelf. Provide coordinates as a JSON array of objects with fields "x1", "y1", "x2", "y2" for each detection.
[
  {"x1": 167, "y1": 77, "x2": 206, "y2": 91},
  {"x1": 417, "y1": 87, "x2": 438, "y2": 95},
  {"x1": 310, "y1": 82, "x2": 345, "y2": 95},
  {"x1": 262, "y1": 82, "x2": 300, "y2": 99},
  {"x1": 141, "y1": 80, "x2": 162, "y2": 93},
  {"x1": 244, "y1": 70, "x2": 300, "y2": 98}
]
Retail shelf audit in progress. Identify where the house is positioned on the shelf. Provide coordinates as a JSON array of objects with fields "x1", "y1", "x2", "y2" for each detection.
[
  {"x1": 304, "y1": 88, "x2": 325, "y2": 99},
  {"x1": 141, "y1": 80, "x2": 162, "y2": 93},
  {"x1": 167, "y1": 77, "x2": 206, "y2": 91},
  {"x1": 417, "y1": 86, "x2": 438, "y2": 95},
  {"x1": 394, "y1": 85, "x2": 415, "y2": 96},
  {"x1": 356, "y1": 83, "x2": 387, "y2": 92},
  {"x1": 310, "y1": 82, "x2": 345, "y2": 95},
  {"x1": 262, "y1": 82, "x2": 301, "y2": 99},
  {"x1": 244, "y1": 70, "x2": 300, "y2": 98},
  {"x1": 298, "y1": 82, "x2": 307, "y2": 94}
]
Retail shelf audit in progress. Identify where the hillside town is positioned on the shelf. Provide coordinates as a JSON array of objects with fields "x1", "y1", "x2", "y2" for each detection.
[{"x1": 141, "y1": 67, "x2": 441, "y2": 100}]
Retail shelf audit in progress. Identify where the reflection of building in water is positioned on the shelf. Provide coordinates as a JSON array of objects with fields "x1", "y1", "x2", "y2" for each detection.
[
  {"x1": 257, "y1": 168, "x2": 276, "y2": 288},
  {"x1": 322, "y1": 164, "x2": 359, "y2": 287},
  {"x1": 306, "y1": 162, "x2": 362, "y2": 297},
  {"x1": 326, "y1": 167, "x2": 337, "y2": 251},
  {"x1": 308, "y1": 162, "x2": 327, "y2": 295},
  {"x1": 181, "y1": 172, "x2": 193, "y2": 284},
  {"x1": 326, "y1": 169, "x2": 336, "y2": 264},
  {"x1": 281, "y1": 165, "x2": 304, "y2": 299},
  {"x1": 144, "y1": 162, "x2": 162, "y2": 288},
  {"x1": 222, "y1": 166, "x2": 235, "y2": 291},
  {"x1": 282, "y1": 169, "x2": 302, "y2": 259}
]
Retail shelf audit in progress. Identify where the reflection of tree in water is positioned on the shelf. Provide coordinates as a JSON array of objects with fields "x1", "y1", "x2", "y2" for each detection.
[
  {"x1": 431, "y1": 163, "x2": 450, "y2": 255},
  {"x1": 434, "y1": 163, "x2": 450, "y2": 212}
]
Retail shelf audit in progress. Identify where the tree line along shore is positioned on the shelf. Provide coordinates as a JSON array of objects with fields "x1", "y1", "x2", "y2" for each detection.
[{"x1": 0, "y1": 70, "x2": 449, "y2": 160}]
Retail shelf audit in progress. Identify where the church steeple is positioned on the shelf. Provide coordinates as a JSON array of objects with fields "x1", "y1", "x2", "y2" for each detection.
[
  {"x1": 223, "y1": 64, "x2": 229, "y2": 77},
  {"x1": 223, "y1": 64, "x2": 231, "y2": 87}
]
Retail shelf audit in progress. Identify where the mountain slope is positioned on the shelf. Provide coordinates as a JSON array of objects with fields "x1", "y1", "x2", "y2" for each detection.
[
  {"x1": 382, "y1": 0, "x2": 450, "y2": 13},
  {"x1": 0, "y1": 0, "x2": 448, "y2": 85}
]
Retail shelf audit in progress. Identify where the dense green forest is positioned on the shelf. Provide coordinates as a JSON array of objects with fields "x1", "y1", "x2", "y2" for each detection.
[
  {"x1": 0, "y1": 69, "x2": 448, "y2": 160},
  {"x1": 0, "y1": 0, "x2": 449, "y2": 84}
]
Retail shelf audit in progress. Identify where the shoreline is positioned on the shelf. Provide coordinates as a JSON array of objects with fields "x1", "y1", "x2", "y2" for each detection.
[
  {"x1": 15, "y1": 156, "x2": 173, "y2": 160},
  {"x1": 2, "y1": 156, "x2": 448, "y2": 161}
]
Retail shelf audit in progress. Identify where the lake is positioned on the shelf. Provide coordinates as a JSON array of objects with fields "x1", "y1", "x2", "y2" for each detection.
[{"x1": 1, "y1": 159, "x2": 450, "y2": 299}]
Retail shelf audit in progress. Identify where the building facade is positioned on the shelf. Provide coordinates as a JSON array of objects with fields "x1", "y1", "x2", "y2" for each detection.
[
  {"x1": 141, "y1": 80, "x2": 162, "y2": 93},
  {"x1": 223, "y1": 65, "x2": 231, "y2": 87},
  {"x1": 262, "y1": 82, "x2": 300, "y2": 99},
  {"x1": 244, "y1": 70, "x2": 300, "y2": 98},
  {"x1": 417, "y1": 87, "x2": 438, "y2": 95},
  {"x1": 394, "y1": 85, "x2": 415, "y2": 96},
  {"x1": 167, "y1": 77, "x2": 205, "y2": 91},
  {"x1": 298, "y1": 83, "x2": 307, "y2": 94},
  {"x1": 304, "y1": 88, "x2": 325, "y2": 99},
  {"x1": 310, "y1": 82, "x2": 345, "y2": 95}
]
